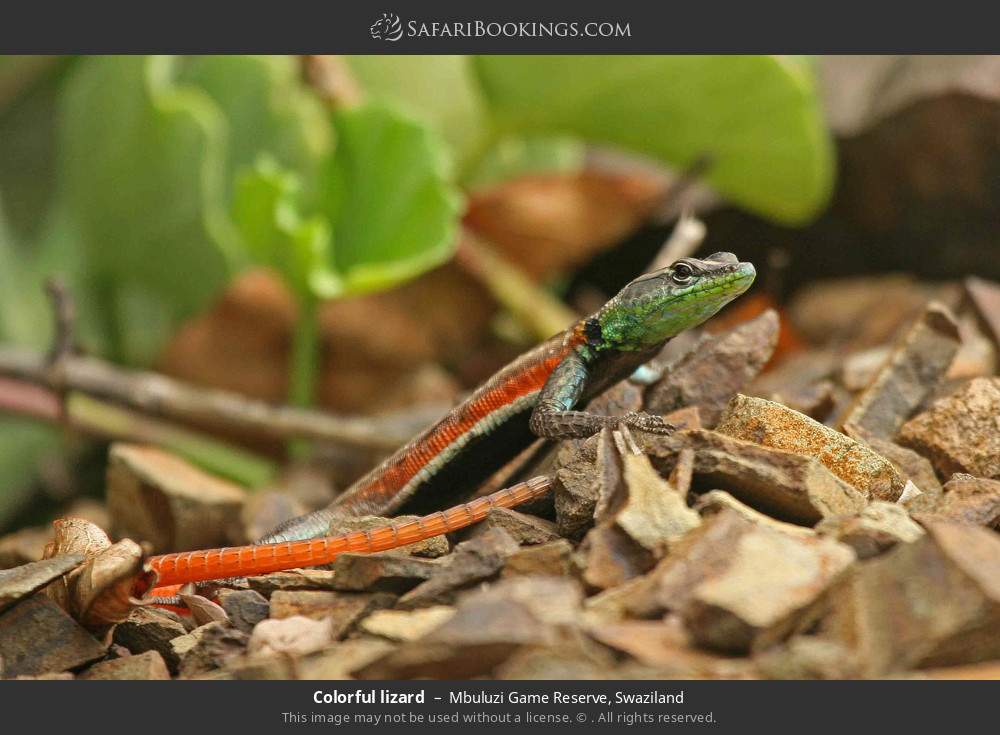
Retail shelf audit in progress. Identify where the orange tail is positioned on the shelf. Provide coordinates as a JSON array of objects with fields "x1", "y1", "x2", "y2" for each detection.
[{"x1": 143, "y1": 476, "x2": 552, "y2": 591}]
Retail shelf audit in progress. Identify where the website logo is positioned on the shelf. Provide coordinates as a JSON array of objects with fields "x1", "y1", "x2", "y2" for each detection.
[{"x1": 370, "y1": 12, "x2": 404, "y2": 42}]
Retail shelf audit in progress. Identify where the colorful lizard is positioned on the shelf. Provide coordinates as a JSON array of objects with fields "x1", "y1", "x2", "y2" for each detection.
[{"x1": 137, "y1": 252, "x2": 755, "y2": 597}]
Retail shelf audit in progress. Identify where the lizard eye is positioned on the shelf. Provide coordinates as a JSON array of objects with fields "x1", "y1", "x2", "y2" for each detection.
[{"x1": 672, "y1": 262, "x2": 695, "y2": 284}]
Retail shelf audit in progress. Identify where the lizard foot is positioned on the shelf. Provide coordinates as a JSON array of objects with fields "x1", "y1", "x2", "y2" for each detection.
[{"x1": 618, "y1": 411, "x2": 676, "y2": 435}]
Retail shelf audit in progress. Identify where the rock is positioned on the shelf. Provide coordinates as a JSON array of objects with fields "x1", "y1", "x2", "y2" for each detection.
[
  {"x1": 247, "y1": 616, "x2": 335, "y2": 659},
  {"x1": 645, "y1": 310, "x2": 779, "y2": 425},
  {"x1": 965, "y1": 276, "x2": 1000, "y2": 350},
  {"x1": 587, "y1": 618, "x2": 755, "y2": 679},
  {"x1": 693, "y1": 491, "x2": 816, "y2": 539},
  {"x1": 844, "y1": 428, "x2": 944, "y2": 502},
  {"x1": 926, "y1": 473, "x2": 1000, "y2": 528},
  {"x1": 174, "y1": 622, "x2": 249, "y2": 678},
  {"x1": 577, "y1": 524, "x2": 654, "y2": 591},
  {"x1": 771, "y1": 380, "x2": 839, "y2": 422},
  {"x1": 106, "y1": 443, "x2": 246, "y2": 552},
  {"x1": 397, "y1": 528, "x2": 520, "y2": 609},
  {"x1": 112, "y1": 606, "x2": 188, "y2": 672},
  {"x1": 754, "y1": 636, "x2": 862, "y2": 680},
  {"x1": 907, "y1": 661, "x2": 1000, "y2": 680},
  {"x1": 246, "y1": 569, "x2": 336, "y2": 596},
  {"x1": 215, "y1": 589, "x2": 269, "y2": 634},
  {"x1": 327, "y1": 552, "x2": 441, "y2": 594},
  {"x1": 899, "y1": 377, "x2": 1000, "y2": 480},
  {"x1": 359, "y1": 606, "x2": 456, "y2": 642},
  {"x1": 668, "y1": 447, "x2": 695, "y2": 497},
  {"x1": 718, "y1": 394, "x2": 905, "y2": 501},
  {"x1": 179, "y1": 594, "x2": 229, "y2": 627},
  {"x1": 0, "y1": 555, "x2": 84, "y2": 614},
  {"x1": 840, "y1": 303, "x2": 961, "y2": 439},
  {"x1": 841, "y1": 347, "x2": 892, "y2": 391},
  {"x1": 821, "y1": 521, "x2": 1000, "y2": 675},
  {"x1": 328, "y1": 515, "x2": 450, "y2": 558},
  {"x1": 648, "y1": 430, "x2": 868, "y2": 524},
  {"x1": 468, "y1": 508, "x2": 559, "y2": 546},
  {"x1": 80, "y1": 650, "x2": 170, "y2": 680},
  {"x1": 816, "y1": 502, "x2": 925, "y2": 558},
  {"x1": 637, "y1": 511, "x2": 856, "y2": 653},
  {"x1": 357, "y1": 576, "x2": 582, "y2": 679},
  {"x1": 0, "y1": 526, "x2": 49, "y2": 569},
  {"x1": 494, "y1": 641, "x2": 621, "y2": 680},
  {"x1": 269, "y1": 590, "x2": 395, "y2": 637},
  {"x1": 615, "y1": 453, "x2": 701, "y2": 554},
  {"x1": 552, "y1": 431, "x2": 606, "y2": 538},
  {"x1": 503, "y1": 539, "x2": 573, "y2": 578},
  {"x1": 296, "y1": 638, "x2": 396, "y2": 679},
  {"x1": 0, "y1": 594, "x2": 107, "y2": 676}
]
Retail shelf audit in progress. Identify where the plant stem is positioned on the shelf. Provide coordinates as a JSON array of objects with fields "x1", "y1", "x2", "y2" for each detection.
[{"x1": 289, "y1": 295, "x2": 320, "y2": 410}]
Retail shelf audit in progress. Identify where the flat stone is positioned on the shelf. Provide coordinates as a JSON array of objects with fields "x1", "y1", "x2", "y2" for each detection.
[
  {"x1": 693, "y1": 490, "x2": 816, "y2": 539},
  {"x1": 80, "y1": 650, "x2": 170, "y2": 680},
  {"x1": 841, "y1": 347, "x2": 892, "y2": 391},
  {"x1": 638, "y1": 510, "x2": 856, "y2": 653},
  {"x1": 215, "y1": 589, "x2": 269, "y2": 634},
  {"x1": 468, "y1": 507, "x2": 559, "y2": 546},
  {"x1": 357, "y1": 577, "x2": 582, "y2": 679},
  {"x1": 503, "y1": 540, "x2": 574, "y2": 578},
  {"x1": 112, "y1": 606, "x2": 188, "y2": 672},
  {"x1": 717, "y1": 394, "x2": 905, "y2": 501},
  {"x1": 821, "y1": 520, "x2": 1000, "y2": 675},
  {"x1": 325, "y1": 554, "x2": 438, "y2": 598},
  {"x1": 359, "y1": 606, "x2": 456, "y2": 642},
  {"x1": 397, "y1": 528, "x2": 520, "y2": 609},
  {"x1": 647, "y1": 430, "x2": 868, "y2": 524},
  {"x1": 754, "y1": 636, "x2": 862, "y2": 680},
  {"x1": 899, "y1": 377, "x2": 1000, "y2": 480},
  {"x1": 246, "y1": 569, "x2": 336, "y2": 596},
  {"x1": 0, "y1": 555, "x2": 84, "y2": 614},
  {"x1": 816, "y1": 502, "x2": 925, "y2": 559},
  {"x1": 247, "y1": 616, "x2": 335, "y2": 659},
  {"x1": 269, "y1": 590, "x2": 395, "y2": 638},
  {"x1": 965, "y1": 276, "x2": 1000, "y2": 349},
  {"x1": 770, "y1": 380, "x2": 840, "y2": 422},
  {"x1": 107, "y1": 443, "x2": 246, "y2": 552},
  {"x1": 328, "y1": 515, "x2": 449, "y2": 558},
  {"x1": 840, "y1": 303, "x2": 961, "y2": 439},
  {"x1": 844, "y1": 427, "x2": 944, "y2": 503},
  {"x1": 296, "y1": 638, "x2": 396, "y2": 679},
  {"x1": 645, "y1": 310, "x2": 779, "y2": 426},
  {"x1": 615, "y1": 453, "x2": 701, "y2": 554},
  {"x1": 577, "y1": 523, "x2": 654, "y2": 591},
  {"x1": 175, "y1": 622, "x2": 249, "y2": 678},
  {"x1": 927, "y1": 473, "x2": 1000, "y2": 528},
  {"x1": 0, "y1": 594, "x2": 106, "y2": 676}
]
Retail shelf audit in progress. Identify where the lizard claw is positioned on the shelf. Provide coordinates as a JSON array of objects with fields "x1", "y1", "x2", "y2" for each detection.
[{"x1": 618, "y1": 411, "x2": 676, "y2": 435}]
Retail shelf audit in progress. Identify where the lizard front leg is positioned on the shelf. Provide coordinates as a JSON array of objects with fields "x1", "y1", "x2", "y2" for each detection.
[{"x1": 529, "y1": 350, "x2": 675, "y2": 439}]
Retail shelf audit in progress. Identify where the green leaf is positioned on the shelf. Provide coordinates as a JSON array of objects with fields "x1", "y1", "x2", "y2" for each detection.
[
  {"x1": 315, "y1": 103, "x2": 462, "y2": 297},
  {"x1": 58, "y1": 56, "x2": 239, "y2": 362},
  {"x1": 232, "y1": 156, "x2": 335, "y2": 299},
  {"x1": 344, "y1": 56, "x2": 488, "y2": 167},
  {"x1": 177, "y1": 56, "x2": 331, "y2": 200},
  {"x1": 473, "y1": 55, "x2": 834, "y2": 224}
]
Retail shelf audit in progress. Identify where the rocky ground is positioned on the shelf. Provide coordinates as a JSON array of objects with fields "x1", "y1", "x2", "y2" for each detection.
[{"x1": 2, "y1": 274, "x2": 1000, "y2": 680}]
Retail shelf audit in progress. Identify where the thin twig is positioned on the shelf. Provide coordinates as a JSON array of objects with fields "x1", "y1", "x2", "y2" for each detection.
[{"x1": 0, "y1": 347, "x2": 439, "y2": 452}]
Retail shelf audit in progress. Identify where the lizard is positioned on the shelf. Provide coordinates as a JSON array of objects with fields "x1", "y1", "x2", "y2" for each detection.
[{"x1": 137, "y1": 252, "x2": 755, "y2": 595}]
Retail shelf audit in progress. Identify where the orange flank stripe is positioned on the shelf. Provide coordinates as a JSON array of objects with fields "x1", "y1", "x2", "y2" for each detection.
[{"x1": 143, "y1": 476, "x2": 553, "y2": 593}]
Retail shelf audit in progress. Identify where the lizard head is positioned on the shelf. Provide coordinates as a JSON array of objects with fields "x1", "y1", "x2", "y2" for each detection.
[{"x1": 590, "y1": 252, "x2": 755, "y2": 351}]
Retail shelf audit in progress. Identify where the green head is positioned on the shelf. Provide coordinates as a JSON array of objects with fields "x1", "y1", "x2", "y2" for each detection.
[{"x1": 588, "y1": 252, "x2": 755, "y2": 352}]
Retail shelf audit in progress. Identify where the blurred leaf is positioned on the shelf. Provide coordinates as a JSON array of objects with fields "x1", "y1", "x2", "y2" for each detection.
[
  {"x1": 177, "y1": 55, "x2": 331, "y2": 200},
  {"x1": 232, "y1": 156, "x2": 335, "y2": 298},
  {"x1": 473, "y1": 55, "x2": 834, "y2": 224},
  {"x1": 344, "y1": 55, "x2": 488, "y2": 167},
  {"x1": 463, "y1": 135, "x2": 585, "y2": 191},
  {"x1": 58, "y1": 56, "x2": 239, "y2": 362},
  {"x1": 315, "y1": 103, "x2": 462, "y2": 297}
]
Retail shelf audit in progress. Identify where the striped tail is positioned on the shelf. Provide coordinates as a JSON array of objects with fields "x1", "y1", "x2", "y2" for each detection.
[{"x1": 142, "y1": 476, "x2": 552, "y2": 593}]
